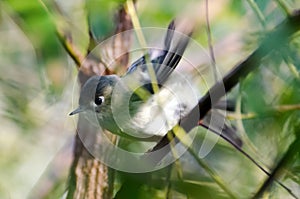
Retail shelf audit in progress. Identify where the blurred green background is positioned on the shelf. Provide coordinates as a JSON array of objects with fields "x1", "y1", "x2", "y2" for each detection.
[{"x1": 1, "y1": 0, "x2": 300, "y2": 198}]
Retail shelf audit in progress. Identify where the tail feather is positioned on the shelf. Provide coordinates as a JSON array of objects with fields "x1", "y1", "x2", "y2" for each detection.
[
  {"x1": 164, "y1": 20, "x2": 176, "y2": 50},
  {"x1": 127, "y1": 19, "x2": 194, "y2": 89},
  {"x1": 154, "y1": 19, "x2": 194, "y2": 84}
]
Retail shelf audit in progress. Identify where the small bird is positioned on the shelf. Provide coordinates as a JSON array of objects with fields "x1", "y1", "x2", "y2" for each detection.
[
  {"x1": 70, "y1": 20, "x2": 196, "y2": 140},
  {"x1": 70, "y1": 19, "x2": 241, "y2": 146}
]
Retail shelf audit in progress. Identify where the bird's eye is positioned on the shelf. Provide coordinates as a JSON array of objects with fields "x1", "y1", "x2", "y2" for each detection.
[{"x1": 95, "y1": 96, "x2": 104, "y2": 105}]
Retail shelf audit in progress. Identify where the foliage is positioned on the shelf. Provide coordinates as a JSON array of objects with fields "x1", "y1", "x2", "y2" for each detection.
[{"x1": 0, "y1": 0, "x2": 300, "y2": 198}]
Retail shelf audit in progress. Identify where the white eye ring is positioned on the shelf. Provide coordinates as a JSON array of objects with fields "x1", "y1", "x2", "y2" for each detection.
[{"x1": 94, "y1": 95, "x2": 105, "y2": 106}]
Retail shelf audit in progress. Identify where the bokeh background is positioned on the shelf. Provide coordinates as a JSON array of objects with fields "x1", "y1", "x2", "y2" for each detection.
[{"x1": 1, "y1": 0, "x2": 300, "y2": 198}]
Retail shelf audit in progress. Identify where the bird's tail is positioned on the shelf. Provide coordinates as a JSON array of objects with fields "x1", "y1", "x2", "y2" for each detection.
[{"x1": 153, "y1": 18, "x2": 195, "y2": 84}]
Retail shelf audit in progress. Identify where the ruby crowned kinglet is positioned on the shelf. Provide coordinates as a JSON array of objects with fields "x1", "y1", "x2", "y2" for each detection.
[
  {"x1": 70, "y1": 19, "x2": 241, "y2": 146},
  {"x1": 70, "y1": 19, "x2": 196, "y2": 140}
]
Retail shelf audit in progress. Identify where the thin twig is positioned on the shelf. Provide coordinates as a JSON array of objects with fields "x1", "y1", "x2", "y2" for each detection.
[
  {"x1": 186, "y1": 146, "x2": 238, "y2": 198},
  {"x1": 37, "y1": 0, "x2": 87, "y2": 68},
  {"x1": 126, "y1": 0, "x2": 159, "y2": 94},
  {"x1": 234, "y1": 93, "x2": 261, "y2": 164},
  {"x1": 165, "y1": 164, "x2": 173, "y2": 199},
  {"x1": 246, "y1": 0, "x2": 266, "y2": 29},
  {"x1": 281, "y1": 50, "x2": 300, "y2": 79},
  {"x1": 205, "y1": 0, "x2": 218, "y2": 82},
  {"x1": 172, "y1": 125, "x2": 238, "y2": 199},
  {"x1": 56, "y1": 30, "x2": 83, "y2": 67},
  {"x1": 253, "y1": 137, "x2": 300, "y2": 199},
  {"x1": 275, "y1": 0, "x2": 291, "y2": 16},
  {"x1": 199, "y1": 123, "x2": 297, "y2": 198}
]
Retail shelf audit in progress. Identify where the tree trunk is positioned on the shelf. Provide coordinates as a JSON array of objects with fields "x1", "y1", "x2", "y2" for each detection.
[{"x1": 67, "y1": 6, "x2": 133, "y2": 199}]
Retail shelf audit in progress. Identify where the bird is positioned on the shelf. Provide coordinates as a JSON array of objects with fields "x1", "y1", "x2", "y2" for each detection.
[
  {"x1": 69, "y1": 19, "x2": 242, "y2": 147},
  {"x1": 69, "y1": 20, "x2": 295, "y2": 198}
]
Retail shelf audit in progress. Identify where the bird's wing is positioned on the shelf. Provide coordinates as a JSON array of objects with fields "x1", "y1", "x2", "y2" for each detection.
[{"x1": 126, "y1": 19, "x2": 194, "y2": 93}]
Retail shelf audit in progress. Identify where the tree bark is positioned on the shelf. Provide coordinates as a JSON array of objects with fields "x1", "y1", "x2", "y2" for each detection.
[{"x1": 66, "y1": 5, "x2": 133, "y2": 199}]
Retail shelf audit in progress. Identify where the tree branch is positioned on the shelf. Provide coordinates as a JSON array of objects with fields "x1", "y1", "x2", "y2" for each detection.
[
  {"x1": 196, "y1": 10, "x2": 300, "y2": 121},
  {"x1": 153, "y1": 10, "x2": 300, "y2": 151}
]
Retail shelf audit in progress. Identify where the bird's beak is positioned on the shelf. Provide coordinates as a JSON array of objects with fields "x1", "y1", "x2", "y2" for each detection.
[{"x1": 69, "y1": 107, "x2": 85, "y2": 116}]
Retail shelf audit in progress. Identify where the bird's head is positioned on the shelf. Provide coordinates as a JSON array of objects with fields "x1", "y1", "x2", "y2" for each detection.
[{"x1": 69, "y1": 75, "x2": 118, "y2": 116}]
